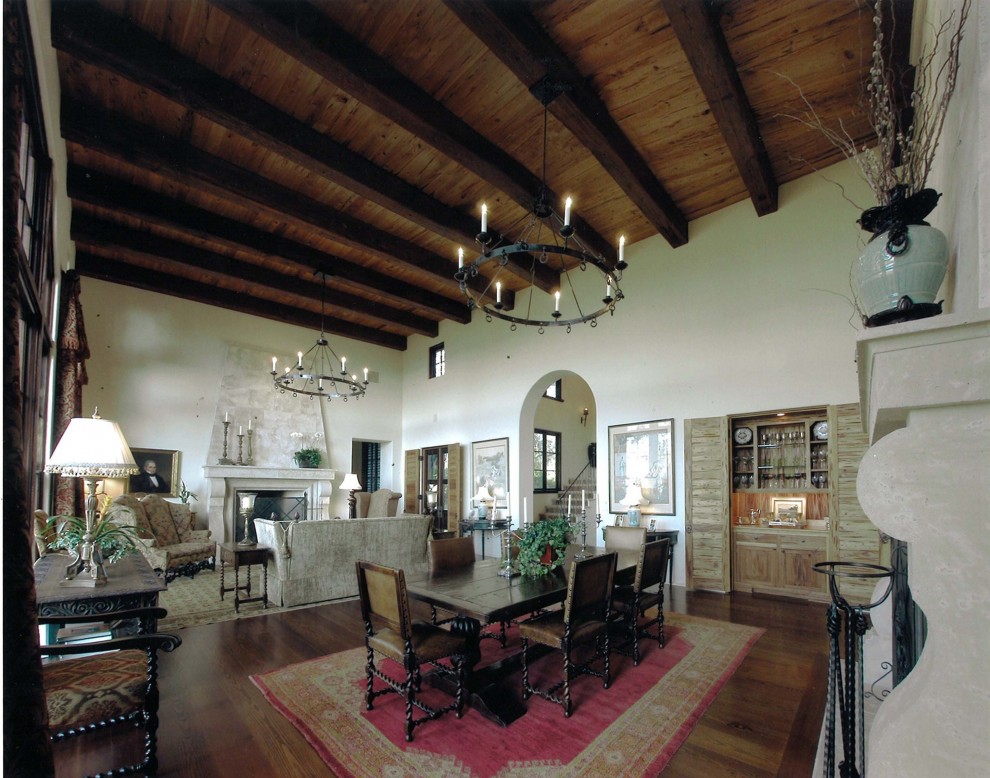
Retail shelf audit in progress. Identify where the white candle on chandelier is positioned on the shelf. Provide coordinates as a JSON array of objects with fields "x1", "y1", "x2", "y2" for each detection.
[
  {"x1": 496, "y1": 281, "x2": 502, "y2": 304},
  {"x1": 271, "y1": 356, "x2": 277, "y2": 372},
  {"x1": 239, "y1": 425, "x2": 243, "y2": 435},
  {"x1": 248, "y1": 418, "x2": 252, "y2": 430},
  {"x1": 606, "y1": 278, "x2": 612, "y2": 297},
  {"x1": 363, "y1": 367, "x2": 369, "y2": 382},
  {"x1": 554, "y1": 290, "x2": 560, "y2": 312},
  {"x1": 563, "y1": 197, "x2": 572, "y2": 227},
  {"x1": 619, "y1": 235, "x2": 626, "y2": 263},
  {"x1": 458, "y1": 247, "x2": 464, "y2": 269},
  {"x1": 341, "y1": 356, "x2": 347, "y2": 372},
  {"x1": 297, "y1": 351, "x2": 303, "y2": 368},
  {"x1": 481, "y1": 203, "x2": 488, "y2": 233},
  {"x1": 318, "y1": 377, "x2": 323, "y2": 390}
]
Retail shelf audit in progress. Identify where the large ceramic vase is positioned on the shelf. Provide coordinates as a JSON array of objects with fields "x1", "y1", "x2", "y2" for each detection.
[{"x1": 854, "y1": 186, "x2": 948, "y2": 327}]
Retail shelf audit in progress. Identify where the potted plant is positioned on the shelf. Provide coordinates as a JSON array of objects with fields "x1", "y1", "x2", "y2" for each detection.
[
  {"x1": 292, "y1": 447, "x2": 322, "y2": 468},
  {"x1": 177, "y1": 480, "x2": 198, "y2": 504},
  {"x1": 46, "y1": 496, "x2": 145, "y2": 566},
  {"x1": 515, "y1": 517, "x2": 574, "y2": 578},
  {"x1": 791, "y1": 0, "x2": 970, "y2": 326}
]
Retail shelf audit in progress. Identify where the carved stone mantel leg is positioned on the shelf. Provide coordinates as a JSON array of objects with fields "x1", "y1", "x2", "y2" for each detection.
[{"x1": 856, "y1": 314, "x2": 990, "y2": 776}]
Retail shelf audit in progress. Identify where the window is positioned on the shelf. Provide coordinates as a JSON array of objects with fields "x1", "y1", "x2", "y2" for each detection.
[
  {"x1": 533, "y1": 429, "x2": 561, "y2": 492},
  {"x1": 543, "y1": 379, "x2": 562, "y2": 400},
  {"x1": 429, "y1": 342, "x2": 445, "y2": 378}
]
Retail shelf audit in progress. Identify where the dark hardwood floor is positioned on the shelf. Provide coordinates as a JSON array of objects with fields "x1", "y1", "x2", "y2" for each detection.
[{"x1": 50, "y1": 588, "x2": 828, "y2": 777}]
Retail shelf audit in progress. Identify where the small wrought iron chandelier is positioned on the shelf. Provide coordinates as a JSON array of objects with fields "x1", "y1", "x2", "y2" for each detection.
[
  {"x1": 454, "y1": 74, "x2": 627, "y2": 333},
  {"x1": 271, "y1": 271, "x2": 368, "y2": 402}
]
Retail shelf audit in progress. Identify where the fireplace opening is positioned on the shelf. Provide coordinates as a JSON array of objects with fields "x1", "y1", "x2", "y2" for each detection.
[{"x1": 235, "y1": 490, "x2": 308, "y2": 543}]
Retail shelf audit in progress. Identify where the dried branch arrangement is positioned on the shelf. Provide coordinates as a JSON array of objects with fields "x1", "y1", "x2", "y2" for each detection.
[{"x1": 792, "y1": 0, "x2": 970, "y2": 208}]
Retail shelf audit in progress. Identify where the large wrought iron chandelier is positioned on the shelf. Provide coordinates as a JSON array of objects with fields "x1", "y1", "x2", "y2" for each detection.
[
  {"x1": 454, "y1": 75, "x2": 627, "y2": 333},
  {"x1": 271, "y1": 271, "x2": 368, "y2": 402}
]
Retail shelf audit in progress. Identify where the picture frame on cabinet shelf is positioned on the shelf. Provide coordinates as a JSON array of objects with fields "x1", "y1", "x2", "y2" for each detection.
[
  {"x1": 771, "y1": 497, "x2": 806, "y2": 521},
  {"x1": 126, "y1": 447, "x2": 179, "y2": 497},
  {"x1": 608, "y1": 418, "x2": 675, "y2": 516}
]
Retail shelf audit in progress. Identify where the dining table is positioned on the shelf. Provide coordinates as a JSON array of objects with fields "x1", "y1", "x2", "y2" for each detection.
[{"x1": 404, "y1": 544, "x2": 638, "y2": 725}]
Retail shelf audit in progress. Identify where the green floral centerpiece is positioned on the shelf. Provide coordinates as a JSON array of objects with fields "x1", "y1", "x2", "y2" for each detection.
[{"x1": 515, "y1": 517, "x2": 574, "y2": 578}]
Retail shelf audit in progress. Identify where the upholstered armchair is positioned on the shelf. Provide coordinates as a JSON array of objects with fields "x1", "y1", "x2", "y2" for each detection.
[
  {"x1": 354, "y1": 488, "x2": 402, "y2": 518},
  {"x1": 107, "y1": 494, "x2": 215, "y2": 582}
]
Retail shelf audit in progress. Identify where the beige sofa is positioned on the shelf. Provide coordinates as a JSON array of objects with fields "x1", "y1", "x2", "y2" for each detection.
[
  {"x1": 254, "y1": 513, "x2": 431, "y2": 607},
  {"x1": 106, "y1": 494, "x2": 215, "y2": 582}
]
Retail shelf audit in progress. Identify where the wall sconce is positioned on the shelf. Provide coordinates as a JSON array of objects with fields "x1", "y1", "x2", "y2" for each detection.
[{"x1": 580, "y1": 408, "x2": 589, "y2": 426}]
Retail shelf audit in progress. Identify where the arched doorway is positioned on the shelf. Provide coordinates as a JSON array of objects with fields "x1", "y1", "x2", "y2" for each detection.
[{"x1": 517, "y1": 371, "x2": 599, "y2": 540}]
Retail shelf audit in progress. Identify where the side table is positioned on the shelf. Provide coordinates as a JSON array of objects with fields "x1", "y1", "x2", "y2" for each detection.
[{"x1": 218, "y1": 541, "x2": 268, "y2": 613}]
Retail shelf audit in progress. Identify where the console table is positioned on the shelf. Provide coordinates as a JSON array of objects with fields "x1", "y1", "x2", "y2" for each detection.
[{"x1": 459, "y1": 519, "x2": 511, "y2": 559}]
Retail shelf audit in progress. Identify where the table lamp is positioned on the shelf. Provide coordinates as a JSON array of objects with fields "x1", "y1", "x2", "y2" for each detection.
[
  {"x1": 44, "y1": 408, "x2": 139, "y2": 586},
  {"x1": 340, "y1": 473, "x2": 362, "y2": 518},
  {"x1": 472, "y1": 486, "x2": 492, "y2": 519},
  {"x1": 620, "y1": 482, "x2": 646, "y2": 528}
]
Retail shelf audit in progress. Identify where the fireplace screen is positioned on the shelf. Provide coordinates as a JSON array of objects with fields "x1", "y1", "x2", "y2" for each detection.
[{"x1": 236, "y1": 491, "x2": 308, "y2": 543}]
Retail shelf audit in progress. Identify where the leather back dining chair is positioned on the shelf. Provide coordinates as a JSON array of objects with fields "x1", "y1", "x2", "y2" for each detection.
[
  {"x1": 604, "y1": 525, "x2": 647, "y2": 551},
  {"x1": 519, "y1": 552, "x2": 617, "y2": 717},
  {"x1": 355, "y1": 560, "x2": 467, "y2": 741},
  {"x1": 611, "y1": 538, "x2": 671, "y2": 665}
]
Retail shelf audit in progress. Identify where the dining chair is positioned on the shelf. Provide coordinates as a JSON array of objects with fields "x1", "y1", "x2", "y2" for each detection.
[
  {"x1": 429, "y1": 535, "x2": 508, "y2": 645},
  {"x1": 519, "y1": 552, "x2": 617, "y2": 717},
  {"x1": 604, "y1": 525, "x2": 647, "y2": 551},
  {"x1": 611, "y1": 538, "x2": 671, "y2": 665},
  {"x1": 355, "y1": 560, "x2": 467, "y2": 741},
  {"x1": 38, "y1": 606, "x2": 181, "y2": 776}
]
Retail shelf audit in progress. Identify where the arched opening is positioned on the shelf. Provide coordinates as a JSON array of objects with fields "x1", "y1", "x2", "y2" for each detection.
[{"x1": 517, "y1": 371, "x2": 599, "y2": 541}]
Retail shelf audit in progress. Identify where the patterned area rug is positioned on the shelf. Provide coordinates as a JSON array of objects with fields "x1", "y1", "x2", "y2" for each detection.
[
  {"x1": 157, "y1": 568, "x2": 323, "y2": 630},
  {"x1": 251, "y1": 613, "x2": 763, "y2": 777}
]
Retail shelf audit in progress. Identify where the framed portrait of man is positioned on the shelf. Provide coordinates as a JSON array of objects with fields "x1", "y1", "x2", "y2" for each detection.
[{"x1": 127, "y1": 448, "x2": 179, "y2": 497}]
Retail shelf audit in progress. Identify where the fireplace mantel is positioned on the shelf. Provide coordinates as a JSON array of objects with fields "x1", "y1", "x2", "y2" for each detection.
[
  {"x1": 855, "y1": 311, "x2": 990, "y2": 775},
  {"x1": 203, "y1": 465, "x2": 337, "y2": 542}
]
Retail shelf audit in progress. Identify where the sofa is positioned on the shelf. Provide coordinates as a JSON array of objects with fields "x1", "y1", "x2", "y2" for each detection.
[
  {"x1": 254, "y1": 514, "x2": 431, "y2": 607},
  {"x1": 106, "y1": 494, "x2": 215, "y2": 582}
]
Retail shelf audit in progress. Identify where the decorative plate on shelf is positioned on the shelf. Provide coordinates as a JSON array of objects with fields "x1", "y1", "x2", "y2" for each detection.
[
  {"x1": 733, "y1": 426, "x2": 753, "y2": 445},
  {"x1": 811, "y1": 420, "x2": 829, "y2": 440}
]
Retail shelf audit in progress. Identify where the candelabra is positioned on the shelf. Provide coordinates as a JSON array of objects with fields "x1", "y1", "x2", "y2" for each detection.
[
  {"x1": 218, "y1": 420, "x2": 234, "y2": 465},
  {"x1": 574, "y1": 509, "x2": 604, "y2": 560},
  {"x1": 246, "y1": 428, "x2": 254, "y2": 465},
  {"x1": 497, "y1": 509, "x2": 516, "y2": 578},
  {"x1": 236, "y1": 431, "x2": 245, "y2": 465}
]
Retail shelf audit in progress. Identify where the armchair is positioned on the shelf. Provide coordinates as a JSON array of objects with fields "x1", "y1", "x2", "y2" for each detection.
[
  {"x1": 39, "y1": 606, "x2": 181, "y2": 776},
  {"x1": 106, "y1": 494, "x2": 215, "y2": 582},
  {"x1": 354, "y1": 489, "x2": 401, "y2": 518}
]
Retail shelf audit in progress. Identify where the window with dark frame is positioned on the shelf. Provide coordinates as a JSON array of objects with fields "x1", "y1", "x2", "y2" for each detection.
[
  {"x1": 429, "y1": 342, "x2": 445, "y2": 378},
  {"x1": 533, "y1": 429, "x2": 561, "y2": 493},
  {"x1": 543, "y1": 379, "x2": 562, "y2": 401}
]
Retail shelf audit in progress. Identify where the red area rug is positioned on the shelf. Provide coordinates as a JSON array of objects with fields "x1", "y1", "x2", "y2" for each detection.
[{"x1": 251, "y1": 612, "x2": 762, "y2": 777}]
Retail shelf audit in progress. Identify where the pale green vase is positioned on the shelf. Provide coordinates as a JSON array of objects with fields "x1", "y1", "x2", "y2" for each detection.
[{"x1": 854, "y1": 224, "x2": 948, "y2": 324}]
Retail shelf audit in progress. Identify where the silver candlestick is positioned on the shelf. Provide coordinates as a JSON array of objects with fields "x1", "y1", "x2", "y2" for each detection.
[
  {"x1": 497, "y1": 510, "x2": 516, "y2": 577},
  {"x1": 246, "y1": 428, "x2": 254, "y2": 465},
  {"x1": 218, "y1": 420, "x2": 234, "y2": 465},
  {"x1": 574, "y1": 508, "x2": 591, "y2": 559},
  {"x1": 236, "y1": 432, "x2": 245, "y2": 465}
]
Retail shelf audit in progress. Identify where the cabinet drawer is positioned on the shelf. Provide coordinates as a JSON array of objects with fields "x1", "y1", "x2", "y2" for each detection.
[{"x1": 778, "y1": 534, "x2": 826, "y2": 552}]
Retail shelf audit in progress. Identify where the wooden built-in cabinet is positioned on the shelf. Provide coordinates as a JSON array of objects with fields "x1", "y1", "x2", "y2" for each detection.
[
  {"x1": 404, "y1": 443, "x2": 462, "y2": 533},
  {"x1": 686, "y1": 404, "x2": 886, "y2": 603}
]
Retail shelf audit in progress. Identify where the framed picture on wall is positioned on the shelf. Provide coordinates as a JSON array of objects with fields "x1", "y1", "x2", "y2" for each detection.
[
  {"x1": 127, "y1": 448, "x2": 179, "y2": 497},
  {"x1": 471, "y1": 437, "x2": 509, "y2": 506},
  {"x1": 608, "y1": 419, "x2": 675, "y2": 516}
]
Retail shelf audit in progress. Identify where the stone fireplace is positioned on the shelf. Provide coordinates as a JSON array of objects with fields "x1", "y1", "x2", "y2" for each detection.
[{"x1": 203, "y1": 465, "x2": 336, "y2": 543}]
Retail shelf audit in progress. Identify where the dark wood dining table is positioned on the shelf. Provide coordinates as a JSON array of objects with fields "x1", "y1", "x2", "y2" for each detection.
[{"x1": 405, "y1": 544, "x2": 637, "y2": 725}]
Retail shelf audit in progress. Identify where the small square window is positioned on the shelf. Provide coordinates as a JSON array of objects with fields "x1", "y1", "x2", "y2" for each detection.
[{"x1": 429, "y1": 342, "x2": 445, "y2": 378}]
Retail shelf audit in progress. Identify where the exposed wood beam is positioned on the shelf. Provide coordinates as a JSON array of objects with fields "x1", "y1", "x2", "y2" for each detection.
[
  {"x1": 70, "y1": 212, "x2": 440, "y2": 339},
  {"x1": 659, "y1": 0, "x2": 778, "y2": 216},
  {"x1": 51, "y1": 0, "x2": 556, "y2": 293},
  {"x1": 209, "y1": 0, "x2": 588, "y2": 283},
  {"x1": 66, "y1": 164, "x2": 467, "y2": 324},
  {"x1": 59, "y1": 97, "x2": 486, "y2": 298},
  {"x1": 73, "y1": 252, "x2": 408, "y2": 351},
  {"x1": 444, "y1": 0, "x2": 689, "y2": 248}
]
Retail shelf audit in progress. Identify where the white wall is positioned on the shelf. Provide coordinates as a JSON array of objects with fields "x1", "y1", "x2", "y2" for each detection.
[
  {"x1": 402, "y1": 160, "x2": 873, "y2": 584},
  {"x1": 79, "y1": 282, "x2": 404, "y2": 521}
]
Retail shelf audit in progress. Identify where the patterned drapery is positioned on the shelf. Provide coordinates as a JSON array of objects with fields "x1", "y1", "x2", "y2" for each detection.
[{"x1": 52, "y1": 270, "x2": 89, "y2": 518}]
